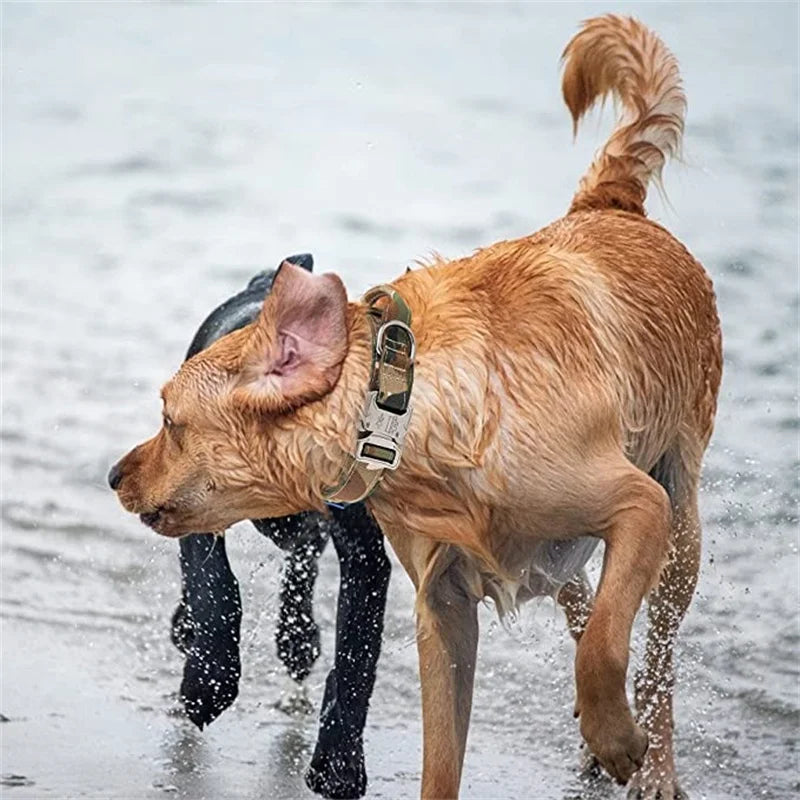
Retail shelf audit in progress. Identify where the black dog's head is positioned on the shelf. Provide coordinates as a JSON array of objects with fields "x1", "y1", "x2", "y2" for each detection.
[{"x1": 185, "y1": 252, "x2": 315, "y2": 359}]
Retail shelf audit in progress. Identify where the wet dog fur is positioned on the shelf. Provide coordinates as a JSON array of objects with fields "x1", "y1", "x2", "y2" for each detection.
[{"x1": 111, "y1": 16, "x2": 722, "y2": 800}]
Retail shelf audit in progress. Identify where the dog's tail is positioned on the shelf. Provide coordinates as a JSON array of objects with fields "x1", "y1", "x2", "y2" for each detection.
[{"x1": 562, "y1": 15, "x2": 685, "y2": 216}]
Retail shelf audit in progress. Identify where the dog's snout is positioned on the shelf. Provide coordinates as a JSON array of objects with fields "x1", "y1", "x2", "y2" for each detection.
[
  {"x1": 140, "y1": 510, "x2": 161, "y2": 528},
  {"x1": 107, "y1": 461, "x2": 124, "y2": 490}
]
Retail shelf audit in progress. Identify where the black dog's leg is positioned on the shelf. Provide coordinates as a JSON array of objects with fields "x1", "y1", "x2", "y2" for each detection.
[
  {"x1": 173, "y1": 533, "x2": 242, "y2": 729},
  {"x1": 250, "y1": 515, "x2": 328, "y2": 712},
  {"x1": 276, "y1": 530, "x2": 327, "y2": 690},
  {"x1": 306, "y1": 504, "x2": 390, "y2": 800}
]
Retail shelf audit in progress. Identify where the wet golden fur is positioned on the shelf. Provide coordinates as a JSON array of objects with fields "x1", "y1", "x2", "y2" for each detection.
[{"x1": 113, "y1": 16, "x2": 721, "y2": 800}]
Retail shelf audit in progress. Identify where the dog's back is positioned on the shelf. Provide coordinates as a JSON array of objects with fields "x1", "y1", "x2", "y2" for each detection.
[
  {"x1": 391, "y1": 16, "x2": 721, "y2": 526},
  {"x1": 375, "y1": 20, "x2": 723, "y2": 628}
]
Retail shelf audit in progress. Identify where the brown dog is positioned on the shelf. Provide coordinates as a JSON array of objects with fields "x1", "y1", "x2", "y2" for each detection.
[{"x1": 112, "y1": 15, "x2": 721, "y2": 800}]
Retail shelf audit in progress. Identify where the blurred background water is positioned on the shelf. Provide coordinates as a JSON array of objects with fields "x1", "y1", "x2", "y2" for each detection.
[{"x1": 1, "y1": 2, "x2": 797, "y2": 798}]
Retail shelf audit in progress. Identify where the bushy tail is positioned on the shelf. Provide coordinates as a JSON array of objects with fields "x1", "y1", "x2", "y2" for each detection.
[{"x1": 562, "y1": 15, "x2": 685, "y2": 216}]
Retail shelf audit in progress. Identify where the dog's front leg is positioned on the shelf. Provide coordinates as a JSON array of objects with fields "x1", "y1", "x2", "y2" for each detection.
[
  {"x1": 173, "y1": 533, "x2": 242, "y2": 729},
  {"x1": 305, "y1": 504, "x2": 390, "y2": 800},
  {"x1": 415, "y1": 547, "x2": 479, "y2": 800},
  {"x1": 271, "y1": 520, "x2": 327, "y2": 714},
  {"x1": 574, "y1": 469, "x2": 671, "y2": 786}
]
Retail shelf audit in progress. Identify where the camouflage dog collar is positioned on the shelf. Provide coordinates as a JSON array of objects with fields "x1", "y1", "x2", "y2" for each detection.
[{"x1": 323, "y1": 285, "x2": 415, "y2": 506}]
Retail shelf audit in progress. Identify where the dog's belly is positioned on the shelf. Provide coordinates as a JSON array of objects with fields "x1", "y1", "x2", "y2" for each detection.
[
  {"x1": 481, "y1": 536, "x2": 599, "y2": 615},
  {"x1": 525, "y1": 536, "x2": 599, "y2": 596}
]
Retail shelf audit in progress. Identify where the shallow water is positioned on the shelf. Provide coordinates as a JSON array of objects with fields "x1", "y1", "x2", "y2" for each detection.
[{"x1": 2, "y1": 3, "x2": 798, "y2": 798}]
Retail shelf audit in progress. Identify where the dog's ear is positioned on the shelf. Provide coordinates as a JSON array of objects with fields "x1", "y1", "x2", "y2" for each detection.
[{"x1": 234, "y1": 261, "x2": 349, "y2": 413}]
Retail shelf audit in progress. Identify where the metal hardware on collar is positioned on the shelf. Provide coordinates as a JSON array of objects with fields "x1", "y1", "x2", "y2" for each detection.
[
  {"x1": 355, "y1": 391, "x2": 413, "y2": 471},
  {"x1": 356, "y1": 434, "x2": 401, "y2": 470},
  {"x1": 322, "y1": 285, "x2": 416, "y2": 506},
  {"x1": 376, "y1": 320, "x2": 416, "y2": 361}
]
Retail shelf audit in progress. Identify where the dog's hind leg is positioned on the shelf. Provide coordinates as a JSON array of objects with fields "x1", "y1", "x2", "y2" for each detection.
[
  {"x1": 558, "y1": 569, "x2": 594, "y2": 643},
  {"x1": 574, "y1": 464, "x2": 672, "y2": 786},
  {"x1": 628, "y1": 454, "x2": 702, "y2": 800}
]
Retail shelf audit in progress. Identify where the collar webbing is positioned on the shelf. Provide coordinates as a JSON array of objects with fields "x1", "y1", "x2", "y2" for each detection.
[{"x1": 322, "y1": 285, "x2": 415, "y2": 506}]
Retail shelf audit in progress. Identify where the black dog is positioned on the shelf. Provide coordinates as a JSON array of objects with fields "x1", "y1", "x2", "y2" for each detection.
[{"x1": 168, "y1": 255, "x2": 391, "y2": 799}]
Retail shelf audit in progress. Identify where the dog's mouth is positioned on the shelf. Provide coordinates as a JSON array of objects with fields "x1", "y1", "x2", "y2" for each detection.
[
  {"x1": 138, "y1": 506, "x2": 182, "y2": 537},
  {"x1": 138, "y1": 504, "x2": 225, "y2": 538},
  {"x1": 139, "y1": 509, "x2": 164, "y2": 528}
]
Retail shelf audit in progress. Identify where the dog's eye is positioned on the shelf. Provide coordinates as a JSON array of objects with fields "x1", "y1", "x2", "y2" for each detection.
[{"x1": 163, "y1": 414, "x2": 173, "y2": 429}]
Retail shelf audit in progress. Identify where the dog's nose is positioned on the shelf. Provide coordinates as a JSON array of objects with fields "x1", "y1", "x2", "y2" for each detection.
[{"x1": 107, "y1": 461, "x2": 124, "y2": 490}]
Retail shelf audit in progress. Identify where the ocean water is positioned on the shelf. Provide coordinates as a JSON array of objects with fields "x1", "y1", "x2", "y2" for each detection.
[{"x1": 2, "y1": 3, "x2": 797, "y2": 798}]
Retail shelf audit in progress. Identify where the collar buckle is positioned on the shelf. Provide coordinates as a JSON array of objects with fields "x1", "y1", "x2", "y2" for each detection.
[
  {"x1": 375, "y1": 319, "x2": 417, "y2": 362},
  {"x1": 355, "y1": 391, "x2": 413, "y2": 471}
]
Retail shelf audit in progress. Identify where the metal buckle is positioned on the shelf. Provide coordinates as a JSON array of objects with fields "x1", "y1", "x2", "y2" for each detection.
[
  {"x1": 375, "y1": 320, "x2": 416, "y2": 361},
  {"x1": 355, "y1": 391, "x2": 413, "y2": 471},
  {"x1": 355, "y1": 433, "x2": 401, "y2": 470}
]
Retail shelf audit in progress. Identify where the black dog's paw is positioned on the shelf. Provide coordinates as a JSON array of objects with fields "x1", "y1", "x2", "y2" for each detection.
[
  {"x1": 305, "y1": 740, "x2": 366, "y2": 800},
  {"x1": 179, "y1": 645, "x2": 241, "y2": 730},
  {"x1": 170, "y1": 600, "x2": 195, "y2": 655},
  {"x1": 276, "y1": 616, "x2": 321, "y2": 683}
]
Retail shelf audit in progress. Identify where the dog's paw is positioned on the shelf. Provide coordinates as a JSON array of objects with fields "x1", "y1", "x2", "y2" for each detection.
[
  {"x1": 627, "y1": 778, "x2": 687, "y2": 800},
  {"x1": 580, "y1": 708, "x2": 648, "y2": 785},
  {"x1": 626, "y1": 760, "x2": 687, "y2": 799},
  {"x1": 274, "y1": 677, "x2": 315, "y2": 717},
  {"x1": 276, "y1": 615, "x2": 321, "y2": 683},
  {"x1": 305, "y1": 740, "x2": 366, "y2": 800},
  {"x1": 577, "y1": 743, "x2": 606, "y2": 783},
  {"x1": 179, "y1": 644, "x2": 241, "y2": 730}
]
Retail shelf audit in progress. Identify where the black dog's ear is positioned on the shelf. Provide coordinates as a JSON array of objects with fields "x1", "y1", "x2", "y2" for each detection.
[
  {"x1": 247, "y1": 254, "x2": 312, "y2": 291},
  {"x1": 280, "y1": 253, "x2": 314, "y2": 273},
  {"x1": 271, "y1": 252, "x2": 314, "y2": 291}
]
